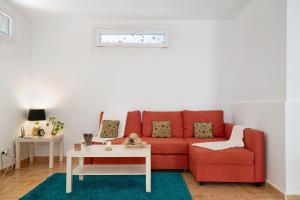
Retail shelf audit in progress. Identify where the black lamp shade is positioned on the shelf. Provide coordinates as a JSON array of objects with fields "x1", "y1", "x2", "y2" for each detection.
[{"x1": 28, "y1": 109, "x2": 46, "y2": 121}]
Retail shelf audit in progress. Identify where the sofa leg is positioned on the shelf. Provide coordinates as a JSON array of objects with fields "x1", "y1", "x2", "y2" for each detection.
[
  {"x1": 183, "y1": 169, "x2": 188, "y2": 173},
  {"x1": 199, "y1": 182, "x2": 205, "y2": 186},
  {"x1": 254, "y1": 183, "x2": 262, "y2": 187}
]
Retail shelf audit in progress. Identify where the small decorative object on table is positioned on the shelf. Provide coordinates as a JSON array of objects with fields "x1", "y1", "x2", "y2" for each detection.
[
  {"x1": 123, "y1": 133, "x2": 147, "y2": 148},
  {"x1": 83, "y1": 133, "x2": 93, "y2": 145},
  {"x1": 20, "y1": 125, "x2": 25, "y2": 138},
  {"x1": 46, "y1": 117, "x2": 65, "y2": 136},
  {"x1": 105, "y1": 141, "x2": 113, "y2": 151},
  {"x1": 74, "y1": 143, "x2": 81, "y2": 151},
  {"x1": 37, "y1": 128, "x2": 45, "y2": 136},
  {"x1": 32, "y1": 122, "x2": 40, "y2": 136}
]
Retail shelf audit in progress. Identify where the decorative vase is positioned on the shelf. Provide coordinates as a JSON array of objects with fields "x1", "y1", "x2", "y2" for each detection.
[
  {"x1": 83, "y1": 133, "x2": 93, "y2": 145},
  {"x1": 51, "y1": 130, "x2": 58, "y2": 136}
]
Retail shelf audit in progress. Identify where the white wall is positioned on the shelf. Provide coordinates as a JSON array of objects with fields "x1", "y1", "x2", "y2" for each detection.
[
  {"x1": 30, "y1": 19, "x2": 234, "y2": 155},
  {"x1": 285, "y1": 103, "x2": 300, "y2": 195},
  {"x1": 0, "y1": 0, "x2": 31, "y2": 168},
  {"x1": 232, "y1": 102, "x2": 286, "y2": 190},
  {"x1": 286, "y1": 0, "x2": 300, "y2": 195},
  {"x1": 232, "y1": 0, "x2": 286, "y2": 193},
  {"x1": 286, "y1": 0, "x2": 300, "y2": 102}
]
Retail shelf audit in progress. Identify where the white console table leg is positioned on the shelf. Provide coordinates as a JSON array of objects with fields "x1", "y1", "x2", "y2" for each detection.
[
  {"x1": 79, "y1": 157, "x2": 84, "y2": 181},
  {"x1": 146, "y1": 155, "x2": 151, "y2": 192},
  {"x1": 66, "y1": 156, "x2": 72, "y2": 193},
  {"x1": 59, "y1": 138, "x2": 64, "y2": 162},
  {"x1": 29, "y1": 142, "x2": 34, "y2": 162},
  {"x1": 49, "y1": 140, "x2": 54, "y2": 169},
  {"x1": 16, "y1": 140, "x2": 20, "y2": 169}
]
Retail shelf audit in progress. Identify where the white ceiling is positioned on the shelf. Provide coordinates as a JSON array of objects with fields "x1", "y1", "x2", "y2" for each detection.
[{"x1": 5, "y1": 0, "x2": 250, "y2": 20}]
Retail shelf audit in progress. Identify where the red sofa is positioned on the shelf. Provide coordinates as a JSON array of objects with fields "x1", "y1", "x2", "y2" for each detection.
[{"x1": 85, "y1": 110, "x2": 265, "y2": 184}]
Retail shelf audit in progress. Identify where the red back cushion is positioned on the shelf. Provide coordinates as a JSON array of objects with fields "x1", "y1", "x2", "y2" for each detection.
[
  {"x1": 142, "y1": 111, "x2": 183, "y2": 138},
  {"x1": 124, "y1": 111, "x2": 142, "y2": 137},
  {"x1": 183, "y1": 110, "x2": 225, "y2": 138}
]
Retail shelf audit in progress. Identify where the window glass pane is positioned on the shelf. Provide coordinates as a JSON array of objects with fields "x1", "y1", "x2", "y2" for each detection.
[
  {"x1": 0, "y1": 12, "x2": 10, "y2": 35},
  {"x1": 100, "y1": 34, "x2": 165, "y2": 44}
]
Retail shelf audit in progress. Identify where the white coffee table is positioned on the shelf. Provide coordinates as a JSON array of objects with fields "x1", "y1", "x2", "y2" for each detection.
[{"x1": 66, "y1": 144, "x2": 151, "y2": 193}]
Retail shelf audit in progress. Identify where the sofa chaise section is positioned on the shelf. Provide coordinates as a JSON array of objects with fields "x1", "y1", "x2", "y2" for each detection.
[{"x1": 187, "y1": 122, "x2": 265, "y2": 184}]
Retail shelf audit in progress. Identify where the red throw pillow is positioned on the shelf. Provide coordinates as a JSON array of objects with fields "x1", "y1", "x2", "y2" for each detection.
[
  {"x1": 142, "y1": 111, "x2": 183, "y2": 138},
  {"x1": 124, "y1": 111, "x2": 142, "y2": 137},
  {"x1": 183, "y1": 110, "x2": 225, "y2": 138}
]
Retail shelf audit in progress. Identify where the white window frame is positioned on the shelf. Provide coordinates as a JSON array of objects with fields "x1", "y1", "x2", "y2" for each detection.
[
  {"x1": 0, "y1": 10, "x2": 12, "y2": 37},
  {"x1": 94, "y1": 29, "x2": 169, "y2": 48}
]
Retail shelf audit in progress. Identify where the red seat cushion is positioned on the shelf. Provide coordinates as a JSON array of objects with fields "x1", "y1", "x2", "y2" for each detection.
[
  {"x1": 141, "y1": 137, "x2": 187, "y2": 155},
  {"x1": 189, "y1": 145, "x2": 254, "y2": 166},
  {"x1": 185, "y1": 137, "x2": 226, "y2": 145},
  {"x1": 183, "y1": 110, "x2": 225, "y2": 138},
  {"x1": 112, "y1": 137, "x2": 187, "y2": 155},
  {"x1": 142, "y1": 111, "x2": 183, "y2": 138},
  {"x1": 124, "y1": 111, "x2": 142, "y2": 137}
]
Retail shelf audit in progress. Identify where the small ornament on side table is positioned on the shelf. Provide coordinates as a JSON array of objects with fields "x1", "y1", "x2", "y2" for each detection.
[
  {"x1": 20, "y1": 125, "x2": 25, "y2": 138},
  {"x1": 83, "y1": 133, "x2": 93, "y2": 145},
  {"x1": 37, "y1": 128, "x2": 45, "y2": 136}
]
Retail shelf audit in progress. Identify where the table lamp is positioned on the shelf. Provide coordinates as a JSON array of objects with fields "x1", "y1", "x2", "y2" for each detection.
[
  {"x1": 28, "y1": 109, "x2": 46, "y2": 121},
  {"x1": 28, "y1": 109, "x2": 46, "y2": 136}
]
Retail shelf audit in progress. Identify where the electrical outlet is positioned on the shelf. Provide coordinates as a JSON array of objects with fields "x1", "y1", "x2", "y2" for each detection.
[{"x1": 1, "y1": 149, "x2": 9, "y2": 156}]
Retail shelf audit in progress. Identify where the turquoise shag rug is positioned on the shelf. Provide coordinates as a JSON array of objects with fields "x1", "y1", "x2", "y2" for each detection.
[{"x1": 20, "y1": 172, "x2": 192, "y2": 200}]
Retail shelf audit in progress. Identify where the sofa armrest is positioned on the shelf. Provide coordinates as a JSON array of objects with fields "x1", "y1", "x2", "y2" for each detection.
[
  {"x1": 224, "y1": 123, "x2": 234, "y2": 140},
  {"x1": 225, "y1": 123, "x2": 265, "y2": 182},
  {"x1": 244, "y1": 128, "x2": 265, "y2": 183}
]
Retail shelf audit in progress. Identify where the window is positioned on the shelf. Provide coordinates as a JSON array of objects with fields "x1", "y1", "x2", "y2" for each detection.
[
  {"x1": 95, "y1": 29, "x2": 169, "y2": 48},
  {"x1": 0, "y1": 10, "x2": 11, "y2": 36}
]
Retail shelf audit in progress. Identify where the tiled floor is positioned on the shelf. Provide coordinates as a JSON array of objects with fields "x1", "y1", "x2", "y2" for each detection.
[{"x1": 0, "y1": 158, "x2": 283, "y2": 200}]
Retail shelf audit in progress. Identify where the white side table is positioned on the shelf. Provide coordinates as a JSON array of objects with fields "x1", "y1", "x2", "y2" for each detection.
[{"x1": 16, "y1": 134, "x2": 64, "y2": 169}]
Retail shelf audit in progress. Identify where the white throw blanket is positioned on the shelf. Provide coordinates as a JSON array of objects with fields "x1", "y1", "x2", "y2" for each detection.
[{"x1": 192, "y1": 125, "x2": 246, "y2": 151}]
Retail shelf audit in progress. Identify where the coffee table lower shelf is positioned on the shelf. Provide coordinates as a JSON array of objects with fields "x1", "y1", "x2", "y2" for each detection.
[{"x1": 73, "y1": 164, "x2": 146, "y2": 175}]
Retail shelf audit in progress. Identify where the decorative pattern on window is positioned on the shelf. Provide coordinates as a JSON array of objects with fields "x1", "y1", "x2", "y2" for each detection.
[
  {"x1": 100, "y1": 34, "x2": 166, "y2": 44},
  {"x1": 95, "y1": 29, "x2": 169, "y2": 48}
]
